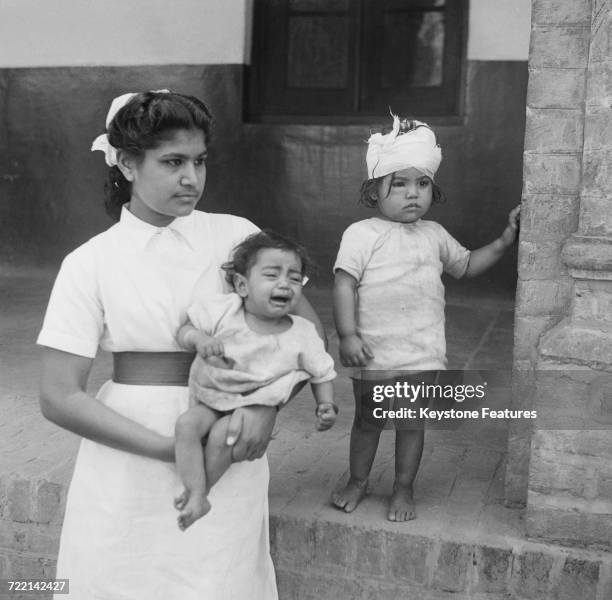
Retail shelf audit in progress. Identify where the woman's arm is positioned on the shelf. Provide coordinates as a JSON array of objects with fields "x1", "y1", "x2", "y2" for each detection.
[
  {"x1": 333, "y1": 269, "x2": 373, "y2": 366},
  {"x1": 465, "y1": 205, "x2": 520, "y2": 278},
  {"x1": 40, "y1": 347, "x2": 175, "y2": 462}
]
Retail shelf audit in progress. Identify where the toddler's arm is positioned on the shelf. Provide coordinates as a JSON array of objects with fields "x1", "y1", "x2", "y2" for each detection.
[
  {"x1": 465, "y1": 205, "x2": 520, "y2": 277},
  {"x1": 177, "y1": 321, "x2": 224, "y2": 359},
  {"x1": 333, "y1": 269, "x2": 374, "y2": 367},
  {"x1": 312, "y1": 380, "x2": 338, "y2": 431}
]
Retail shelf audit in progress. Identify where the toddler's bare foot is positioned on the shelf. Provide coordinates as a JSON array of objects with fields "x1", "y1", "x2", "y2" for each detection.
[
  {"x1": 388, "y1": 483, "x2": 416, "y2": 522},
  {"x1": 177, "y1": 493, "x2": 211, "y2": 530},
  {"x1": 331, "y1": 477, "x2": 368, "y2": 513}
]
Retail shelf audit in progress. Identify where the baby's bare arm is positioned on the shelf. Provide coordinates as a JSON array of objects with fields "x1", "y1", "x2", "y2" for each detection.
[
  {"x1": 177, "y1": 321, "x2": 224, "y2": 358},
  {"x1": 312, "y1": 381, "x2": 338, "y2": 431}
]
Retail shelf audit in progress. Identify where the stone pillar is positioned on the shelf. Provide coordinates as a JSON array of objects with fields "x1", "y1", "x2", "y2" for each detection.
[
  {"x1": 507, "y1": 0, "x2": 590, "y2": 506},
  {"x1": 525, "y1": 0, "x2": 612, "y2": 548}
]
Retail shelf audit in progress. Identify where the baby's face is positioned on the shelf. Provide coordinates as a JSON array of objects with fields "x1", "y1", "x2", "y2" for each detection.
[
  {"x1": 238, "y1": 249, "x2": 304, "y2": 320},
  {"x1": 377, "y1": 167, "x2": 433, "y2": 224}
]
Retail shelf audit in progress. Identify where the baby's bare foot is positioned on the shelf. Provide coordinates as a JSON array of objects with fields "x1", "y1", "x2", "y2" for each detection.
[
  {"x1": 331, "y1": 478, "x2": 368, "y2": 513},
  {"x1": 388, "y1": 483, "x2": 416, "y2": 522},
  {"x1": 177, "y1": 494, "x2": 211, "y2": 530},
  {"x1": 174, "y1": 489, "x2": 189, "y2": 511}
]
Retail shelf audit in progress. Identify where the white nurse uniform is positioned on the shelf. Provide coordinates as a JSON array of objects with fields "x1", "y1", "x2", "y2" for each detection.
[{"x1": 37, "y1": 207, "x2": 278, "y2": 600}]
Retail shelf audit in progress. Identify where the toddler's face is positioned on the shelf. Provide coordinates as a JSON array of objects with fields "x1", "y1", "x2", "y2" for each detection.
[
  {"x1": 376, "y1": 167, "x2": 433, "y2": 223},
  {"x1": 236, "y1": 249, "x2": 304, "y2": 320}
]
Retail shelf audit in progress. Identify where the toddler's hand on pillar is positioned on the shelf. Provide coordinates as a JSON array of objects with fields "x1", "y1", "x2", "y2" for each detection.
[{"x1": 500, "y1": 205, "x2": 521, "y2": 247}]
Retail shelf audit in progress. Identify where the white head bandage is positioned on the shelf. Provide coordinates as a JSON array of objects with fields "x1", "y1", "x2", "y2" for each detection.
[
  {"x1": 91, "y1": 89, "x2": 170, "y2": 167},
  {"x1": 366, "y1": 114, "x2": 442, "y2": 180}
]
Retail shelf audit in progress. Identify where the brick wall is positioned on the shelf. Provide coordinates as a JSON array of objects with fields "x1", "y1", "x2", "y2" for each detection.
[
  {"x1": 515, "y1": 0, "x2": 612, "y2": 549},
  {"x1": 506, "y1": 0, "x2": 591, "y2": 506}
]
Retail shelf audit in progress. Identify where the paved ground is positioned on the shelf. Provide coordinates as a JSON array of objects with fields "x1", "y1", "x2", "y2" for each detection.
[
  {"x1": 4, "y1": 272, "x2": 612, "y2": 599},
  {"x1": 270, "y1": 282, "x2": 520, "y2": 545},
  {"x1": 0, "y1": 271, "x2": 519, "y2": 541}
]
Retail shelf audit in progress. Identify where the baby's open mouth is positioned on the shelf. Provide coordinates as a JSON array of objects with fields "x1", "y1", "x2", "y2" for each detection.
[{"x1": 270, "y1": 295, "x2": 291, "y2": 305}]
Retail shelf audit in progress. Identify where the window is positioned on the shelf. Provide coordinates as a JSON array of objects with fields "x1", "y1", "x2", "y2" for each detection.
[{"x1": 248, "y1": 0, "x2": 468, "y2": 122}]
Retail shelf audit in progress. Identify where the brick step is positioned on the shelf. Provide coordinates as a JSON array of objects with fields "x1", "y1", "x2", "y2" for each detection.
[{"x1": 270, "y1": 512, "x2": 612, "y2": 600}]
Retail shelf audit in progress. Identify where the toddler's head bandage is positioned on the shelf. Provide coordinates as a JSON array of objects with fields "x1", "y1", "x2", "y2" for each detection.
[{"x1": 366, "y1": 115, "x2": 442, "y2": 181}]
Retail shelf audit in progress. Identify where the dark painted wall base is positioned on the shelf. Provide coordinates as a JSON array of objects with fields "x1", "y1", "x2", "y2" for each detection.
[{"x1": 0, "y1": 61, "x2": 526, "y2": 290}]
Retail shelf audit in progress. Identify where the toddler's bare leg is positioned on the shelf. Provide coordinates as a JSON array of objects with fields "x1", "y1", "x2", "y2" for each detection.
[
  {"x1": 174, "y1": 404, "x2": 219, "y2": 530},
  {"x1": 332, "y1": 420, "x2": 381, "y2": 513},
  {"x1": 388, "y1": 428, "x2": 424, "y2": 522}
]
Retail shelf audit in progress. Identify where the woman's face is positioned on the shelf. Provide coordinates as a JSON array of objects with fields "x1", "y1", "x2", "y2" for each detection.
[{"x1": 121, "y1": 128, "x2": 207, "y2": 226}]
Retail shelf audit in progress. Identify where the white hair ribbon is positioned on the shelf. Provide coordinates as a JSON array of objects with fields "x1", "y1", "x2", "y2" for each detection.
[
  {"x1": 366, "y1": 114, "x2": 442, "y2": 181},
  {"x1": 91, "y1": 89, "x2": 170, "y2": 167}
]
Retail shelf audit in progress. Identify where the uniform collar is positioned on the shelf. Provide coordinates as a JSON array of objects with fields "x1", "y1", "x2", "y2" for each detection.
[{"x1": 117, "y1": 204, "x2": 199, "y2": 251}]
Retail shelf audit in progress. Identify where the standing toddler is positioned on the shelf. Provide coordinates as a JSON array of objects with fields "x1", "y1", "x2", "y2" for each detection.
[{"x1": 332, "y1": 116, "x2": 519, "y2": 521}]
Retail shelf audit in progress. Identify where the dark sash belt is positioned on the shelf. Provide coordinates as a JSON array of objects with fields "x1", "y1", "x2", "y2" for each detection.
[{"x1": 112, "y1": 351, "x2": 196, "y2": 386}]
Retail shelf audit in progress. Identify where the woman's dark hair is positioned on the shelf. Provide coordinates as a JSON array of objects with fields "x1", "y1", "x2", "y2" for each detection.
[
  {"x1": 103, "y1": 91, "x2": 213, "y2": 220},
  {"x1": 360, "y1": 115, "x2": 445, "y2": 208},
  {"x1": 222, "y1": 230, "x2": 314, "y2": 289},
  {"x1": 359, "y1": 176, "x2": 446, "y2": 208}
]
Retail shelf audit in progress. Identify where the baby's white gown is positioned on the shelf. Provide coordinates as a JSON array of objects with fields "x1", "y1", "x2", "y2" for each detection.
[{"x1": 38, "y1": 208, "x2": 278, "y2": 600}]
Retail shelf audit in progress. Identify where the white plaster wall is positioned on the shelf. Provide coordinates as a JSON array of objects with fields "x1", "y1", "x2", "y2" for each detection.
[
  {"x1": 468, "y1": 0, "x2": 532, "y2": 60},
  {"x1": 0, "y1": 0, "x2": 251, "y2": 67},
  {"x1": 0, "y1": 0, "x2": 530, "y2": 68}
]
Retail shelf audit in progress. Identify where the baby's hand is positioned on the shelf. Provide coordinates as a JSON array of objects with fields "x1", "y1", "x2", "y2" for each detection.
[
  {"x1": 339, "y1": 334, "x2": 374, "y2": 367},
  {"x1": 500, "y1": 205, "x2": 521, "y2": 247},
  {"x1": 315, "y1": 402, "x2": 338, "y2": 431},
  {"x1": 195, "y1": 336, "x2": 225, "y2": 359}
]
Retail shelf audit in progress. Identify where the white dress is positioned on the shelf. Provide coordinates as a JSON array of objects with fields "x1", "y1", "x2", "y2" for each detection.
[{"x1": 37, "y1": 207, "x2": 278, "y2": 600}]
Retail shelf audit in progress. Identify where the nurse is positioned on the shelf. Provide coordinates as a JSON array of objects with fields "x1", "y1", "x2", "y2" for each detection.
[{"x1": 38, "y1": 90, "x2": 322, "y2": 599}]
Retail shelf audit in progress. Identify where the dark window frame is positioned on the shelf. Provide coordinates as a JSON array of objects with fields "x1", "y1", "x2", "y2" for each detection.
[{"x1": 247, "y1": 0, "x2": 469, "y2": 124}]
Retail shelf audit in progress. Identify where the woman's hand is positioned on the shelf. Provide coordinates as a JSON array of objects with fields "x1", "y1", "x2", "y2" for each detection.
[
  {"x1": 339, "y1": 334, "x2": 374, "y2": 367},
  {"x1": 225, "y1": 405, "x2": 277, "y2": 461}
]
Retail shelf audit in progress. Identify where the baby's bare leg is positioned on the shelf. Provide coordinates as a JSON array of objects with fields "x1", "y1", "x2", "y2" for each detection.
[
  {"x1": 174, "y1": 404, "x2": 219, "y2": 530},
  {"x1": 204, "y1": 414, "x2": 236, "y2": 489}
]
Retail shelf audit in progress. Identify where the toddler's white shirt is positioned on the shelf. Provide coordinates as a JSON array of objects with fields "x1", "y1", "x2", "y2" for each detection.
[{"x1": 334, "y1": 217, "x2": 470, "y2": 375}]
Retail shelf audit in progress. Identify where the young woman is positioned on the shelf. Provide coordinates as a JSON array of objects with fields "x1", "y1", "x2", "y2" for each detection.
[{"x1": 38, "y1": 90, "x2": 323, "y2": 599}]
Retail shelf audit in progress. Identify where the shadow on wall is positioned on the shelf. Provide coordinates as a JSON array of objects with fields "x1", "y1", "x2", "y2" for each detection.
[
  {"x1": 238, "y1": 61, "x2": 527, "y2": 291},
  {"x1": 0, "y1": 61, "x2": 526, "y2": 294},
  {"x1": 0, "y1": 65, "x2": 245, "y2": 269}
]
